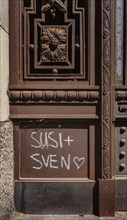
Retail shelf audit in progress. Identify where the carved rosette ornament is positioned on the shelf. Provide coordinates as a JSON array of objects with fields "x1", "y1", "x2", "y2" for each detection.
[
  {"x1": 102, "y1": 0, "x2": 112, "y2": 179},
  {"x1": 41, "y1": 27, "x2": 67, "y2": 62}
]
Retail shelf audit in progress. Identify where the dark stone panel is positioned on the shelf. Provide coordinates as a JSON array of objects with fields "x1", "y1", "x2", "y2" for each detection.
[
  {"x1": 15, "y1": 182, "x2": 95, "y2": 214},
  {"x1": 115, "y1": 179, "x2": 127, "y2": 211}
]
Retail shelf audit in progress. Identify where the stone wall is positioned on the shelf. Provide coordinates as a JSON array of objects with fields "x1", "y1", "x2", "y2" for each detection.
[
  {"x1": 0, "y1": 122, "x2": 14, "y2": 220},
  {"x1": 0, "y1": 0, "x2": 14, "y2": 219},
  {"x1": 0, "y1": 0, "x2": 9, "y2": 121}
]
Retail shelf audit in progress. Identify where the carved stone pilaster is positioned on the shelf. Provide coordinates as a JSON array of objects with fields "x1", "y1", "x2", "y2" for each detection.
[{"x1": 102, "y1": 0, "x2": 112, "y2": 179}]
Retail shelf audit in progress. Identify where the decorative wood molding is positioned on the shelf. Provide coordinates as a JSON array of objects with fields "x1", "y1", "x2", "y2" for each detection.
[
  {"x1": 9, "y1": 90, "x2": 99, "y2": 103},
  {"x1": 116, "y1": 91, "x2": 127, "y2": 101},
  {"x1": 102, "y1": 0, "x2": 112, "y2": 179},
  {"x1": 41, "y1": 0, "x2": 67, "y2": 17},
  {"x1": 20, "y1": 0, "x2": 90, "y2": 80},
  {"x1": 116, "y1": 91, "x2": 127, "y2": 116}
]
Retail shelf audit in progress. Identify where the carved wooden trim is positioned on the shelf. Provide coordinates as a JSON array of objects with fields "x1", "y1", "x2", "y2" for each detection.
[
  {"x1": 102, "y1": 0, "x2": 112, "y2": 179},
  {"x1": 116, "y1": 91, "x2": 127, "y2": 101},
  {"x1": 20, "y1": 0, "x2": 89, "y2": 80},
  {"x1": 9, "y1": 90, "x2": 99, "y2": 103},
  {"x1": 41, "y1": 0, "x2": 67, "y2": 16}
]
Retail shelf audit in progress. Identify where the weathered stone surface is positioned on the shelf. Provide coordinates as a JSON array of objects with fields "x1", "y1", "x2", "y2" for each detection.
[
  {"x1": 10, "y1": 212, "x2": 127, "y2": 220},
  {"x1": 115, "y1": 0, "x2": 124, "y2": 79},
  {"x1": 0, "y1": 0, "x2": 9, "y2": 33},
  {"x1": 0, "y1": 121, "x2": 14, "y2": 220},
  {"x1": 0, "y1": 27, "x2": 9, "y2": 122}
]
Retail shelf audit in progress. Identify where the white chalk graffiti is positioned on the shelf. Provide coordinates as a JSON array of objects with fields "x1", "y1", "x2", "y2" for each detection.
[
  {"x1": 30, "y1": 154, "x2": 85, "y2": 171},
  {"x1": 64, "y1": 136, "x2": 74, "y2": 146},
  {"x1": 31, "y1": 131, "x2": 73, "y2": 149},
  {"x1": 61, "y1": 155, "x2": 70, "y2": 170},
  {"x1": 73, "y1": 157, "x2": 85, "y2": 170},
  {"x1": 30, "y1": 153, "x2": 42, "y2": 170},
  {"x1": 30, "y1": 131, "x2": 85, "y2": 171}
]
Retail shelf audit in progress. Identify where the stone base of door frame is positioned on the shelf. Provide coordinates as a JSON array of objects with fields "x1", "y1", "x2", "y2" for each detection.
[{"x1": 10, "y1": 212, "x2": 127, "y2": 220}]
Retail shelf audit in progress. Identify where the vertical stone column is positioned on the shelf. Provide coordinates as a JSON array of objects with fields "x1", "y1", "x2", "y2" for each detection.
[{"x1": 0, "y1": 0, "x2": 14, "y2": 219}]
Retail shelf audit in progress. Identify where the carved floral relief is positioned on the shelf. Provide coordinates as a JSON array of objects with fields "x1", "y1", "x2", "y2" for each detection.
[{"x1": 41, "y1": 27, "x2": 67, "y2": 62}]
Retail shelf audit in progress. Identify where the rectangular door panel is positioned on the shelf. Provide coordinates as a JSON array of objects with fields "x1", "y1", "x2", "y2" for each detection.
[{"x1": 14, "y1": 120, "x2": 98, "y2": 181}]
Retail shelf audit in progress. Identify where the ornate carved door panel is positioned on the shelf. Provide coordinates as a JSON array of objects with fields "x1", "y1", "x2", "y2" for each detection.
[{"x1": 9, "y1": 0, "x2": 115, "y2": 216}]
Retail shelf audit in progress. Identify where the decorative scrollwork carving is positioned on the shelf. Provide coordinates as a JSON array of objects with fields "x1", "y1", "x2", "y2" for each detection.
[
  {"x1": 102, "y1": 0, "x2": 112, "y2": 179},
  {"x1": 41, "y1": 0, "x2": 67, "y2": 19}
]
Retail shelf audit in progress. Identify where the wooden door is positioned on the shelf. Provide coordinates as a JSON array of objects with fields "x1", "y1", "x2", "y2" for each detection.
[{"x1": 9, "y1": 0, "x2": 115, "y2": 216}]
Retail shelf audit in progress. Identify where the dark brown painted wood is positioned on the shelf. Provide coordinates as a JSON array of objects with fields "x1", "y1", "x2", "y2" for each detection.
[
  {"x1": 9, "y1": 0, "x2": 116, "y2": 216},
  {"x1": 98, "y1": 179, "x2": 115, "y2": 217},
  {"x1": 14, "y1": 182, "x2": 95, "y2": 214}
]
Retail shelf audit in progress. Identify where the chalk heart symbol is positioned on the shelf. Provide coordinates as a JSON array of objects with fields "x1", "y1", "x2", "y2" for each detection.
[{"x1": 73, "y1": 157, "x2": 85, "y2": 170}]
